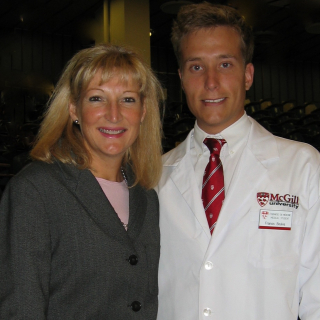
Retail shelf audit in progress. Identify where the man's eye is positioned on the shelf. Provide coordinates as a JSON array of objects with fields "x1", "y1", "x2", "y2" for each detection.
[
  {"x1": 191, "y1": 65, "x2": 203, "y2": 71},
  {"x1": 88, "y1": 96, "x2": 102, "y2": 102},
  {"x1": 221, "y1": 62, "x2": 231, "y2": 68}
]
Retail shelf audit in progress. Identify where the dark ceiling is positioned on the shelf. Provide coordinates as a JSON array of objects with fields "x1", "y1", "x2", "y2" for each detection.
[
  {"x1": 150, "y1": 0, "x2": 320, "y2": 64},
  {"x1": 0, "y1": 0, "x2": 102, "y2": 47},
  {"x1": 1, "y1": 0, "x2": 320, "y2": 63}
]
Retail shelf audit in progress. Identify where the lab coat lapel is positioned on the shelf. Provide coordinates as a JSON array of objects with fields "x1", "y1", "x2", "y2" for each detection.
[
  {"x1": 166, "y1": 132, "x2": 211, "y2": 239},
  {"x1": 210, "y1": 118, "x2": 279, "y2": 245}
]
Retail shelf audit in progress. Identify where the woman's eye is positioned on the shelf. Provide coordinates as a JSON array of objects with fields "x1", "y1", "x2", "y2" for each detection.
[
  {"x1": 88, "y1": 96, "x2": 102, "y2": 102},
  {"x1": 123, "y1": 97, "x2": 136, "y2": 103}
]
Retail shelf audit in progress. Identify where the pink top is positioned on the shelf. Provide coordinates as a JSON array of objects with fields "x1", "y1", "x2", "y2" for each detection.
[{"x1": 96, "y1": 178, "x2": 129, "y2": 229}]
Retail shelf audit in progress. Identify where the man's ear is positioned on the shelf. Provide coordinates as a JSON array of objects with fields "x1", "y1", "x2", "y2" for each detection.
[
  {"x1": 178, "y1": 69, "x2": 184, "y2": 91},
  {"x1": 68, "y1": 101, "x2": 78, "y2": 122},
  {"x1": 245, "y1": 63, "x2": 254, "y2": 91}
]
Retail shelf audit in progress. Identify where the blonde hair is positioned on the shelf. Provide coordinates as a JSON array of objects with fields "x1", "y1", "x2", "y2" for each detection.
[
  {"x1": 171, "y1": 2, "x2": 254, "y2": 67},
  {"x1": 31, "y1": 44, "x2": 164, "y2": 189}
]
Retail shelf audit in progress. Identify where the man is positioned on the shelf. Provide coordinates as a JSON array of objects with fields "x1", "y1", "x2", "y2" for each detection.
[{"x1": 156, "y1": 2, "x2": 320, "y2": 320}]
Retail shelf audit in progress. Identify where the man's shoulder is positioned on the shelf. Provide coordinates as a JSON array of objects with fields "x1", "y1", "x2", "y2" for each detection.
[
  {"x1": 162, "y1": 144, "x2": 184, "y2": 165},
  {"x1": 275, "y1": 135, "x2": 320, "y2": 161},
  {"x1": 156, "y1": 134, "x2": 196, "y2": 192},
  {"x1": 162, "y1": 131, "x2": 193, "y2": 166},
  {"x1": 249, "y1": 117, "x2": 320, "y2": 162}
]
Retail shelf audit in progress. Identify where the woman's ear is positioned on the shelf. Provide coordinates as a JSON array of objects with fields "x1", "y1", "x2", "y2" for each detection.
[{"x1": 68, "y1": 101, "x2": 78, "y2": 122}]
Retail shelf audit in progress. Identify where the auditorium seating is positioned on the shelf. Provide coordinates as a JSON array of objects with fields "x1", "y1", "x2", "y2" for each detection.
[
  {"x1": 162, "y1": 99, "x2": 320, "y2": 153},
  {"x1": 244, "y1": 100, "x2": 320, "y2": 151}
]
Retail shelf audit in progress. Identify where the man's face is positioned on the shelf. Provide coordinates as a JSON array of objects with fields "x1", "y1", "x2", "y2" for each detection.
[{"x1": 179, "y1": 26, "x2": 254, "y2": 134}]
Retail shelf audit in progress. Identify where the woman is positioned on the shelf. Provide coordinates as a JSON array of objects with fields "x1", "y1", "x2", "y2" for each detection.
[{"x1": 0, "y1": 44, "x2": 164, "y2": 319}]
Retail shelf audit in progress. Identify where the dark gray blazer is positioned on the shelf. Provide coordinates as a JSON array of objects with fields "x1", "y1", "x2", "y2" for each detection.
[{"x1": 0, "y1": 161, "x2": 160, "y2": 319}]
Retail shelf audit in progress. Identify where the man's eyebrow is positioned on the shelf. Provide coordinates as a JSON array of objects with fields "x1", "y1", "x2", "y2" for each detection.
[
  {"x1": 184, "y1": 57, "x2": 202, "y2": 63},
  {"x1": 184, "y1": 54, "x2": 237, "y2": 63},
  {"x1": 217, "y1": 54, "x2": 236, "y2": 59}
]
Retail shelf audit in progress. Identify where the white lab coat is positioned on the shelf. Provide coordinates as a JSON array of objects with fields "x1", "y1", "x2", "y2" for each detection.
[{"x1": 157, "y1": 117, "x2": 320, "y2": 320}]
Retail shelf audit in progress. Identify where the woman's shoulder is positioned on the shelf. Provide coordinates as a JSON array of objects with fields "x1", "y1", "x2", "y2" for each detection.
[
  {"x1": 1, "y1": 162, "x2": 60, "y2": 202},
  {"x1": 4, "y1": 161, "x2": 85, "y2": 201},
  {"x1": 14, "y1": 160, "x2": 59, "y2": 179},
  {"x1": 9, "y1": 161, "x2": 75, "y2": 189}
]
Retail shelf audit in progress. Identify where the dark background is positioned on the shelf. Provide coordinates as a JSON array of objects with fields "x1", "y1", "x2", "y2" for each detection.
[{"x1": 1, "y1": 0, "x2": 320, "y2": 191}]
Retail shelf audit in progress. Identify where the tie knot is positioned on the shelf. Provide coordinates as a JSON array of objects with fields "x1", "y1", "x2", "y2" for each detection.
[{"x1": 203, "y1": 138, "x2": 226, "y2": 155}]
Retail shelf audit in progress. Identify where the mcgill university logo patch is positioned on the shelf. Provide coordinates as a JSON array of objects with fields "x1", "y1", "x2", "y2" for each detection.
[{"x1": 257, "y1": 192, "x2": 269, "y2": 207}]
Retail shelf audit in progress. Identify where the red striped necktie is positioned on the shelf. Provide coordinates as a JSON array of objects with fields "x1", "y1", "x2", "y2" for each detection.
[{"x1": 202, "y1": 138, "x2": 226, "y2": 234}]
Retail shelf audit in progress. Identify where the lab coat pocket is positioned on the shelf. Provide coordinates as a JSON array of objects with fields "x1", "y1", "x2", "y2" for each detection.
[{"x1": 247, "y1": 209, "x2": 302, "y2": 270}]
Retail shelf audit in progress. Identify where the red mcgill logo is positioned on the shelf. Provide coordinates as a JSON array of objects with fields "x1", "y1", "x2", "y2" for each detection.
[
  {"x1": 257, "y1": 192, "x2": 269, "y2": 207},
  {"x1": 261, "y1": 210, "x2": 269, "y2": 219}
]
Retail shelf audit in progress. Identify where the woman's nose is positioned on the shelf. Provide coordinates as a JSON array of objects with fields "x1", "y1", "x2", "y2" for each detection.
[{"x1": 105, "y1": 101, "x2": 123, "y2": 123}]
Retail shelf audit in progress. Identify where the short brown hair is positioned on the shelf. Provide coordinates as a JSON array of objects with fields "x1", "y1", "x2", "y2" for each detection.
[
  {"x1": 30, "y1": 44, "x2": 164, "y2": 189},
  {"x1": 171, "y1": 2, "x2": 254, "y2": 67}
]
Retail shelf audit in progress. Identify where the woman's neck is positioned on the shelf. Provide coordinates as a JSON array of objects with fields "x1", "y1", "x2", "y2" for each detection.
[{"x1": 89, "y1": 156, "x2": 124, "y2": 182}]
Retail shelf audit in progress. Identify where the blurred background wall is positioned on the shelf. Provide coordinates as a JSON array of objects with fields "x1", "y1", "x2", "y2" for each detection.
[{"x1": 1, "y1": 0, "x2": 320, "y2": 193}]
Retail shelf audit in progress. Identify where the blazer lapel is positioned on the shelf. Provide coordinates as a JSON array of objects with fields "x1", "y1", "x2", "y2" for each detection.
[
  {"x1": 124, "y1": 165, "x2": 147, "y2": 240},
  {"x1": 58, "y1": 162, "x2": 131, "y2": 244},
  {"x1": 127, "y1": 183, "x2": 147, "y2": 240}
]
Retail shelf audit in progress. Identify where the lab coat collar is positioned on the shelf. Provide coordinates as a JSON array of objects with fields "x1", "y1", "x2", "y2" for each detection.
[
  {"x1": 162, "y1": 129, "x2": 194, "y2": 167},
  {"x1": 162, "y1": 130, "x2": 212, "y2": 238},
  {"x1": 193, "y1": 112, "x2": 251, "y2": 156},
  {"x1": 162, "y1": 116, "x2": 278, "y2": 167},
  {"x1": 161, "y1": 117, "x2": 279, "y2": 242}
]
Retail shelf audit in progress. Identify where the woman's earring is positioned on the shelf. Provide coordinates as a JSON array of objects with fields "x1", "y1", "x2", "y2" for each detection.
[{"x1": 74, "y1": 119, "x2": 79, "y2": 125}]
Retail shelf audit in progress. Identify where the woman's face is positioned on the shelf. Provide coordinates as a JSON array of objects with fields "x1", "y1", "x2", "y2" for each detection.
[{"x1": 69, "y1": 71, "x2": 146, "y2": 168}]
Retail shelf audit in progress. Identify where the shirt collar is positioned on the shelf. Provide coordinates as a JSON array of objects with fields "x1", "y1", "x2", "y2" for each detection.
[{"x1": 194, "y1": 112, "x2": 251, "y2": 155}]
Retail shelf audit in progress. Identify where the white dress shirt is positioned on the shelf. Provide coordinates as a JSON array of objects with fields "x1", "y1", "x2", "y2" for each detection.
[{"x1": 192, "y1": 112, "x2": 252, "y2": 195}]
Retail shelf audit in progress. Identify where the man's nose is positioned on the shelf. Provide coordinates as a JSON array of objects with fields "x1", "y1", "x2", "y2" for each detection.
[{"x1": 205, "y1": 69, "x2": 219, "y2": 91}]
